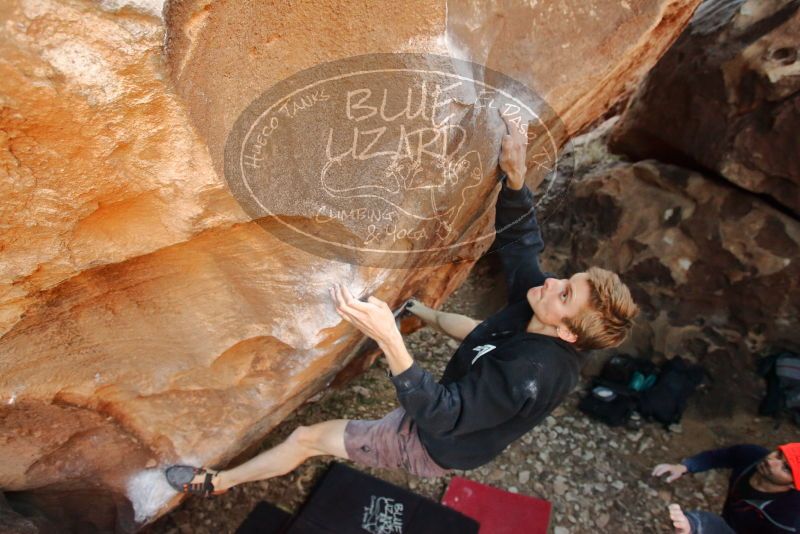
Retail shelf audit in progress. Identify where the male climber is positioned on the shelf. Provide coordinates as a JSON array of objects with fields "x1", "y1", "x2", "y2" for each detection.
[
  {"x1": 655, "y1": 442, "x2": 800, "y2": 533},
  {"x1": 165, "y1": 113, "x2": 639, "y2": 496}
]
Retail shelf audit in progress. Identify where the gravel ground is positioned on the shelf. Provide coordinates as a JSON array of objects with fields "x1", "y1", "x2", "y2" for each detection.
[{"x1": 144, "y1": 259, "x2": 799, "y2": 534}]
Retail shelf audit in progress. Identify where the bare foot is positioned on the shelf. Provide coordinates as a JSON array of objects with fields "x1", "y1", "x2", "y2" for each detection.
[{"x1": 668, "y1": 504, "x2": 691, "y2": 534}]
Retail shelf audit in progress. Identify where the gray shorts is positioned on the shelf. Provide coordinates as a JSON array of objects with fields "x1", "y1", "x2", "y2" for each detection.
[{"x1": 344, "y1": 408, "x2": 450, "y2": 478}]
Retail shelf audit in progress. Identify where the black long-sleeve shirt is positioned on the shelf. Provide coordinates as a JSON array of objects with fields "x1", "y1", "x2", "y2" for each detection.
[
  {"x1": 682, "y1": 445, "x2": 800, "y2": 533},
  {"x1": 390, "y1": 179, "x2": 582, "y2": 470}
]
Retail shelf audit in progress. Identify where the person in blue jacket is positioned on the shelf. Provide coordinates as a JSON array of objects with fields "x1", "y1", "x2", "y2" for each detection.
[
  {"x1": 654, "y1": 442, "x2": 800, "y2": 533},
  {"x1": 165, "y1": 112, "x2": 639, "y2": 496}
]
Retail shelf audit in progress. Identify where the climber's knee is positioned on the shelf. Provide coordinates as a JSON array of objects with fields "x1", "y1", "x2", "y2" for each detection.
[
  {"x1": 288, "y1": 425, "x2": 320, "y2": 452},
  {"x1": 288, "y1": 420, "x2": 348, "y2": 458}
]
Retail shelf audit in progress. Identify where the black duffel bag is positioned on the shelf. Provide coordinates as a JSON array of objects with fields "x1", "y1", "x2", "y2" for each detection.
[{"x1": 637, "y1": 356, "x2": 704, "y2": 426}]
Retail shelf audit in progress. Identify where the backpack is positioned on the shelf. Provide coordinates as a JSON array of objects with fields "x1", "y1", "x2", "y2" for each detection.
[
  {"x1": 598, "y1": 354, "x2": 658, "y2": 386},
  {"x1": 637, "y1": 356, "x2": 705, "y2": 426},
  {"x1": 578, "y1": 387, "x2": 638, "y2": 427},
  {"x1": 578, "y1": 354, "x2": 658, "y2": 427},
  {"x1": 758, "y1": 352, "x2": 800, "y2": 426}
]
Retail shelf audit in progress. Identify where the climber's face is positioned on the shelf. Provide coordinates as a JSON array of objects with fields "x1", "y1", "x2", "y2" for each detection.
[{"x1": 526, "y1": 273, "x2": 592, "y2": 340}]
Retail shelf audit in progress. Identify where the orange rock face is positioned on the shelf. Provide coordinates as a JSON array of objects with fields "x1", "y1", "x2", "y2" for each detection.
[{"x1": 0, "y1": 0, "x2": 699, "y2": 530}]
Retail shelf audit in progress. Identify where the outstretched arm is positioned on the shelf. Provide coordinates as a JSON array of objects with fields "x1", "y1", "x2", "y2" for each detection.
[
  {"x1": 405, "y1": 299, "x2": 480, "y2": 342},
  {"x1": 680, "y1": 445, "x2": 769, "y2": 474},
  {"x1": 653, "y1": 445, "x2": 770, "y2": 482},
  {"x1": 493, "y1": 113, "x2": 547, "y2": 300}
]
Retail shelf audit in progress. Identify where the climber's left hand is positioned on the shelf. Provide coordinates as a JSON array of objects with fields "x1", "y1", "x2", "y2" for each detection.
[{"x1": 330, "y1": 283, "x2": 402, "y2": 348}]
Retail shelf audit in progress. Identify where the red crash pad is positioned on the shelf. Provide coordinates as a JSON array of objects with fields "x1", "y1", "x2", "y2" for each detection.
[{"x1": 441, "y1": 477, "x2": 552, "y2": 534}]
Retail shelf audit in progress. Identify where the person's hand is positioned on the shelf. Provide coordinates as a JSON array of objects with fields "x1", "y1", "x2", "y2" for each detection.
[
  {"x1": 498, "y1": 110, "x2": 528, "y2": 190},
  {"x1": 330, "y1": 283, "x2": 401, "y2": 347},
  {"x1": 668, "y1": 504, "x2": 692, "y2": 534},
  {"x1": 652, "y1": 463, "x2": 689, "y2": 483}
]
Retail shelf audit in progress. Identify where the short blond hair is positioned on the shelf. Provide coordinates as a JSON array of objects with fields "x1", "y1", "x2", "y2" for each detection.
[{"x1": 564, "y1": 267, "x2": 638, "y2": 351}]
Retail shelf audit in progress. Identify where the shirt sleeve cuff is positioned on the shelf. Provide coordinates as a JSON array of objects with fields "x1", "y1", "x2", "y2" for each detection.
[
  {"x1": 390, "y1": 360, "x2": 426, "y2": 392},
  {"x1": 500, "y1": 178, "x2": 532, "y2": 200}
]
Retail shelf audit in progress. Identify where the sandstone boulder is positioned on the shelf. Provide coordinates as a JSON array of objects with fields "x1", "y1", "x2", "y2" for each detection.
[
  {"x1": 166, "y1": 0, "x2": 703, "y2": 177},
  {"x1": 610, "y1": 0, "x2": 800, "y2": 215},
  {"x1": 1, "y1": 0, "x2": 700, "y2": 530}
]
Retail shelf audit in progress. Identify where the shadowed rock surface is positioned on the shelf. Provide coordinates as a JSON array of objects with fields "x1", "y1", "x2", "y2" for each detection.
[
  {"x1": 610, "y1": 0, "x2": 800, "y2": 215},
  {"x1": 603, "y1": 0, "x2": 800, "y2": 378},
  {"x1": 1, "y1": 0, "x2": 700, "y2": 530},
  {"x1": 546, "y1": 158, "x2": 800, "y2": 383}
]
